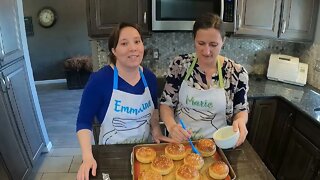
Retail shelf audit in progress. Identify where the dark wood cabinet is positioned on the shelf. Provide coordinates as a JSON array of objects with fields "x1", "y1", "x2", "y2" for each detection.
[
  {"x1": 264, "y1": 100, "x2": 295, "y2": 176},
  {"x1": 248, "y1": 97, "x2": 320, "y2": 179},
  {"x1": 86, "y1": 0, "x2": 150, "y2": 38},
  {"x1": 247, "y1": 99, "x2": 277, "y2": 159},
  {"x1": 277, "y1": 128, "x2": 320, "y2": 180},
  {"x1": 236, "y1": 0, "x2": 319, "y2": 41},
  {"x1": 0, "y1": 0, "x2": 23, "y2": 67},
  {"x1": 246, "y1": 98, "x2": 254, "y2": 132}
]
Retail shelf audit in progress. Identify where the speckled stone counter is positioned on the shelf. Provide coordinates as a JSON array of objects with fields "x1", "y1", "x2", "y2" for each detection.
[{"x1": 248, "y1": 76, "x2": 320, "y2": 124}]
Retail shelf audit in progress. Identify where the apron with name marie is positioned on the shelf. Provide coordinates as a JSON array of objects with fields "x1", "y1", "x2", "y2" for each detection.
[
  {"x1": 177, "y1": 55, "x2": 227, "y2": 139},
  {"x1": 99, "y1": 66, "x2": 154, "y2": 144}
]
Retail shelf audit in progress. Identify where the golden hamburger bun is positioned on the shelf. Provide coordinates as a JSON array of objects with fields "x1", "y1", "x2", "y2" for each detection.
[
  {"x1": 183, "y1": 153, "x2": 204, "y2": 170},
  {"x1": 175, "y1": 164, "x2": 200, "y2": 180},
  {"x1": 135, "y1": 147, "x2": 156, "y2": 163},
  {"x1": 151, "y1": 155, "x2": 174, "y2": 175},
  {"x1": 164, "y1": 143, "x2": 186, "y2": 160},
  {"x1": 209, "y1": 161, "x2": 229, "y2": 179},
  {"x1": 138, "y1": 170, "x2": 162, "y2": 180},
  {"x1": 195, "y1": 139, "x2": 216, "y2": 157}
]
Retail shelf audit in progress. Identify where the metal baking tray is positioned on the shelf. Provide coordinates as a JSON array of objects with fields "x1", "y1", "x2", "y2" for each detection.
[{"x1": 130, "y1": 141, "x2": 236, "y2": 180}]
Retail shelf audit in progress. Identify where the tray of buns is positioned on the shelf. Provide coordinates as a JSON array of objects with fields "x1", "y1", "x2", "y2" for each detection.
[{"x1": 131, "y1": 139, "x2": 236, "y2": 180}]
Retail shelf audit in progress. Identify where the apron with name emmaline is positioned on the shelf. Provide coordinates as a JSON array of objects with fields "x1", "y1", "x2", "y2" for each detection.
[
  {"x1": 177, "y1": 54, "x2": 227, "y2": 139},
  {"x1": 98, "y1": 66, "x2": 154, "y2": 144}
]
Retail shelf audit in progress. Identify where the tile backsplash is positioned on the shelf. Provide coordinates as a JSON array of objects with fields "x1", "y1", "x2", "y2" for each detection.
[
  {"x1": 92, "y1": 32, "x2": 319, "y2": 87},
  {"x1": 300, "y1": 44, "x2": 320, "y2": 89}
]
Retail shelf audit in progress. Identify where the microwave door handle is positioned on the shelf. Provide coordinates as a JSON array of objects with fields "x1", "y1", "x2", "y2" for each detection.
[
  {"x1": 237, "y1": 14, "x2": 241, "y2": 29},
  {"x1": 220, "y1": 0, "x2": 224, "y2": 20}
]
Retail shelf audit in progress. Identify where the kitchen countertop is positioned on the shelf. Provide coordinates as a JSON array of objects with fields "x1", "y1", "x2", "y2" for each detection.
[
  {"x1": 248, "y1": 76, "x2": 320, "y2": 124},
  {"x1": 90, "y1": 140, "x2": 275, "y2": 180}
]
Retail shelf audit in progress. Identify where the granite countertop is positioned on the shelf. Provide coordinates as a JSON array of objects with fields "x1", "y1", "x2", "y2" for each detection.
[{"x1": 248, "y1": 75, "x2": 320, "y2": 124}]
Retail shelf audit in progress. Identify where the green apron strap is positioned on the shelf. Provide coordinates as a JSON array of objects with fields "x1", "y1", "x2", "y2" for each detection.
[
  {"x1": 184, "y1": 53, "x2": 198, "y2": 80},
  {"x1": 217, "y1": 56, "x2": 224, "y2": 88},
  {"x1": 184, "y1": 53, "x2": 224, "y2": 89}
]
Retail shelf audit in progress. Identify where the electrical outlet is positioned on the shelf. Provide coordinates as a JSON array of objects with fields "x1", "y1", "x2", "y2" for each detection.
[
  {"x1": 315, "y1": 60, "x2": 320, "y2": 72},
  {"x1": 153, "y1": 49, "x2": 159, "y2": 59}
]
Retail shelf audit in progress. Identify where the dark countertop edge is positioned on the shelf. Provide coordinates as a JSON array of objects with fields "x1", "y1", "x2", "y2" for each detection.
[{"x1": 248, "y1": 75, "x2": 320, "y2": 127}]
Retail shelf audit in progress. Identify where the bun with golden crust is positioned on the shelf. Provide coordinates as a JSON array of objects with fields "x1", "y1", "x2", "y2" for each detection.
[
  {"x1": 151, "y1": 155, "x2": 174, "y2": 175},
  {"x1": 164, "y1": 143, "x2": 186, "y2": 160},
  {"x1": 175, "y1": 164, "x2": 200, "y2": 180},
  {"x1": 196, "y1": 139, "x2": 216, "y2": 157},
  {"x1": 138, "y1": 170, "x2": 162, "y2": 180},
  {"x1": 183, "y1": 153, "x2": 204, "y2": 170},
  {"x1": 135, "y1": 147, "x2": 156, "y2": 163},
  {"x1": 209, "y1": 161, "x2": 229, "y2": 179}
]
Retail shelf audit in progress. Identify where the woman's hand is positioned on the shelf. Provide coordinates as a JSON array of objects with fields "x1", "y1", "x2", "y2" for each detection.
[
  {"x1": 232, "y1": 111, "x2": 248, "y2": 147},
  {"x1": 77, "y1": 155, "x2": 97, "y2": 180},
  {"x1": 167, "y1": 124, "x2": 191, "y2": 143},
  {"x1": 151, "y1": 126, "x2": 176, "y2": 143}
]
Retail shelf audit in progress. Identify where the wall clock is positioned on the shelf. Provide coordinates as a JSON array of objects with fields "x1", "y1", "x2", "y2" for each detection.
[{"x1": 38, "y1": 7, "x2": 57, "y2": 28}]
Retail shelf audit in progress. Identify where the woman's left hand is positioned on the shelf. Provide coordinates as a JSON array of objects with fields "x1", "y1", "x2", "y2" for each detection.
[
  {"x1": 232, "y1": 115, "x2": 248, "y2": 147},
  {"x1": 151, "y1": 127, "x2": 176, "y2": 144}
]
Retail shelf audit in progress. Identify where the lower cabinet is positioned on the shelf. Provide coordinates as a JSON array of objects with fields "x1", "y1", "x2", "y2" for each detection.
[
  {"x1": 247, "y1": 98, "x2": 277, "y2": 159},
  {"x1": 277, "y1": 128, "x2": 320, "y2": 180},
  {"x1": 249, "y1": 97, "x2": 320, "y2": 179},
  {"x1": 264, "y1": 100, "x2": 294, "y2": 175},
  {"x1": 0, "y1": 154, "x2": 10, "y2": 180},
  {"x1": 0, "y1": 59, "x2": 44, "y2": 179},
  {"x1": 0, "y1": 93, "x2": 31, "y2": 179}
]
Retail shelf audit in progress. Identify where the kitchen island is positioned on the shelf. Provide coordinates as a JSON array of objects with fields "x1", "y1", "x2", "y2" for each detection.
[{"x1": 90, "y1": 140, "x2": 274, "y2": 180}]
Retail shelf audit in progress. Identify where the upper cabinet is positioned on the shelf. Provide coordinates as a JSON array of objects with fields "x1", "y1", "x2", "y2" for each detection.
[
  {"x1": 0, "y1": 0, "x2": 23, "y2": 67},
  {"x1": 86, "y1": 0, "x2": 150, "y2": 38},
  {"x1": 236, "y1": 0, "x2": 319, "y2": 42}
]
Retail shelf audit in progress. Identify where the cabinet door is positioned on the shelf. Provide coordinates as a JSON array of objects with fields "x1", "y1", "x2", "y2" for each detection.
[
  {"x1": 1, "y1": 59, "x2": 44, "y2": 164},
  {"x1": 277, "y1": 128, "x2": 320, "y2": 180},
  {"x1": 280, "y1": 0, "x2": 319, "y2": 41},
  {"x1": 0, "y1": 90, "x2": 31, "y2": 180},
  {"x1": 246, "y1": 98, "x2": 254, "y2": 131},
  {"x1": 264, "y1": 100, "x2": 294, "y2": 176},
  {"x1": 0, "y1": 0, "x2": 23, "y2": 66},
  {"x1": 247, "y1": 99, "x2": 277, "y2": 159},
  {"x1": 236, "y1": 0, "x2": 281, "y2": 38},
  {"x1": 0, "y1": 154, "x2": 10, "y2": 180},
  {"x1": 87, "y1": 0, "x2": 149, "y2": 38}
]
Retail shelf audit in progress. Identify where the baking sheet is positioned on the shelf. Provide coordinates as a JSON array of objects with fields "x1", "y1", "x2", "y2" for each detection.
[{"x1": 131, "y1": 141, "x2": 236, "y2": 180}]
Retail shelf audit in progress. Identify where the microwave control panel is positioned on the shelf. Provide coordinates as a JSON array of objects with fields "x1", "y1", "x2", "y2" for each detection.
[{"x1": 223, "y1": 0, "x2": 235, "y2": 22}]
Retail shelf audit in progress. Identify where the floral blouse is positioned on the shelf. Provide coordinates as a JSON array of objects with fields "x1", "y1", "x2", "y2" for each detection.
[{"x1": 160, "y1": 53, "x2": 249, "y2": 124}]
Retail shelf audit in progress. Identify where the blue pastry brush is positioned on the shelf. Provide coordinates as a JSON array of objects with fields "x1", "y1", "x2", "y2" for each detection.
[{"x1": 179, "y1": 119, "x2": 201, "y2": 155}]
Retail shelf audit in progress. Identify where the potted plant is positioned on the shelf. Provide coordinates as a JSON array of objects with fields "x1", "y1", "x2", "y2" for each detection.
[{"x1": 64, "y1": 56, "x2": 92, "y2": 89}]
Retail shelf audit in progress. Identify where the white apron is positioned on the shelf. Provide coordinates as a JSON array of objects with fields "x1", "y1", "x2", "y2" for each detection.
[
  {"x1": 177, "y1": 54, "x2": 227, "y2": 139},
  {"x1": 98, "y1": 66, "x2": 154, "y2": 144}
]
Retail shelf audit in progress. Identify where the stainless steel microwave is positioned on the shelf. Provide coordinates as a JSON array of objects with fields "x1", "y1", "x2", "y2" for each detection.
[{"x1": 151, "y1": 0, "x2": 236, "y2": 32}]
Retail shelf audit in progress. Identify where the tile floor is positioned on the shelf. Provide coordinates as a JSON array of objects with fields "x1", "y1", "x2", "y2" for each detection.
[{"x1": 28, "y1": 83, "x2": 84, "y2": 180}]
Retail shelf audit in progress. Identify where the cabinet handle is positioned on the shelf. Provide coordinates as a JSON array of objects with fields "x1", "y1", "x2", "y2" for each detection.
[
  {"x1": 0, "y1": 77, "x2": 6, "y2": 92},
  {"x1": 5, "y1": 76, "x2": 10, "y2": 90},
  {"x1": 143, "y1": 12, "x2": 147, "y2": 24},
  {"x1": 0, "y1": 30, "x2": 4, "y2": 61},
  {"x1": 281, "y1": 19, "x2": 286, "y2": 34}
]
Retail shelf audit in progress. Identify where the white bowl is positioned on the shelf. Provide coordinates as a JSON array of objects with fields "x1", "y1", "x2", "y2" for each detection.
[{"x1": 213, "y1": 126, "x2": 240, "y2": 149}]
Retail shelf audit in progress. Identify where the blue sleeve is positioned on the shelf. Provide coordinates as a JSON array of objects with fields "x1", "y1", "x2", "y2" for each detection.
[
  {"x1": 76, "y1": 66, "x2": 113, "y2": 132},
  {"x1": 143, "y1": 67, "x2": 158, "y2": 109}
]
